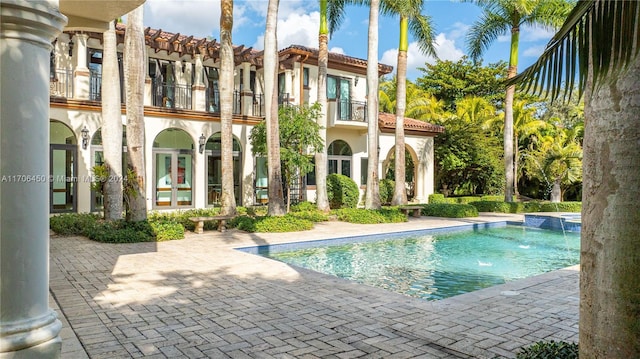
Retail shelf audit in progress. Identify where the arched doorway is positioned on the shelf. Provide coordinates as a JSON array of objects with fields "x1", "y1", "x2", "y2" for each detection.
[
  {"x1": 90, "y1": 127, "x2": 127, "y2": 211},
  {"x1": 205, "y1": 133, "x2": 242, "y2": 206},
  {"x1": 152, "y1": 129, "x2": 194, "y2": 208},
  {"x1": 383, "y1": 146, "x2": 418, "y2": 201},
  {"x1": 50, "y1": 120, "x2": 77, "y2": 212},
  {"x1": 328, "y1": 140, "x2": 352, "y2": 178}
]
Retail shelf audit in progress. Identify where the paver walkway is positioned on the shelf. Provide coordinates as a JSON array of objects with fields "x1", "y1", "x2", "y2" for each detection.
[{"x1": 49, "y1": 214, "x2": 579, "y2": 358}]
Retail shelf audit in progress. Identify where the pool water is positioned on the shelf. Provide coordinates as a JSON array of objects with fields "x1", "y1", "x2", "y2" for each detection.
[{"x1": 263, "y1": 226, "x2": 580, "y2": 301}]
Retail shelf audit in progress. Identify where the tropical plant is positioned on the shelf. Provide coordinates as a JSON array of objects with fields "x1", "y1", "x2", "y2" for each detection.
[
  {"x1": 379, "y1": 0, "x2": 436, "y2": 206},
  {"x1": 250, "y1": 104, "x2": 324, "y2": 212},
  {"x1": 123, "y1": 5, "x2": 147, "y2": 222},
  {"x1": 219, "y1": 0, "x2": 237, "y2": 216},
  {"x1": 264, "y1": 0, "x2": 286, "y2": 216},
  {"x1": 364, "y1": 0, "x2": 382, "y2": 210},
  {"x1": 466, "y1": 0, "x2": 574, "y2": 202},
  {"x1": 509, "y1": 1, "x2": 640, "y2": 356},
  {"x1": 101, "y1": 20, "x2": 123, "y2": 221},
  {"x1": 379, "y1": 78, "x2": 446, "y2": 121}
]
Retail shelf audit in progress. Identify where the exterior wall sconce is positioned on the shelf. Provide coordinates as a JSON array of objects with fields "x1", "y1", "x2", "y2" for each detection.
[
  {"x1": 199, "y1": 133, "x2": 206, "y2": 154},
  {"x1": 354, "y1": 76, "x2": 359, "y2": 86},
  {"x1": 68, "y1": 37, "x2": 74, "y2": 57},
  {"x1": 81, "y1": 126, "x2": 90, "y2": 150}
]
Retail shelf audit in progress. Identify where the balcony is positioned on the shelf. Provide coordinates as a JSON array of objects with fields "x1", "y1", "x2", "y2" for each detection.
[
  {"x1": 338, "y1": 100, "x2": 367, "y2": 122},
  {"x1": 205, "y1": 89, "x2": 241, "y2": 115},
  {"x1": 50, "y1": 69, "x2": 73, "y2": 98},
  {"x1": 152, "y1": 80, "x2": 192, "y2": 110}
]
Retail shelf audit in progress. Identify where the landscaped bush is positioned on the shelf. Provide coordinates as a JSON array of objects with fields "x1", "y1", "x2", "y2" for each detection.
[
  {"x1": 84, "y1": 220, "x2": 156, "y2": 243},
  {"x1": 326, "y1": 173, "x2": 359, "y2": 209},
  {"x1": 290, "y1": 201, "x2": 317, "y2": 212},
  {"x1": 471, "y1": 201, "x2": 514, "y2": 213},
  {"x1": 428, "y1": 193, "x2": 450, "y2": 204},
  {"x1": 289, "y1": 210, "x2": 330, "y2": 222},
  {"x1": 333, "y1": 207, "x2": 407, "y2": 224},
  {"x1": 379, "y1": 179, "x2": 395, "y2": 205},
  {"x1": 231, "y1": 214, "x2": 314, "y2": 233},
  {"x1": 149, "y1": 219, "x2": 185, "y2": 241},
  {"x1": 50, "y1": 213, "x2": 100, "y2": 235},
  {"x1": 516, "y1": 340, "x2": 578, "y2": 359},
  {"x1": 540, "y1": 202, "x2": 582, "y2": 212},
  {"x1": 420, "y1": 203, "x2": 479, "y2": 218}
]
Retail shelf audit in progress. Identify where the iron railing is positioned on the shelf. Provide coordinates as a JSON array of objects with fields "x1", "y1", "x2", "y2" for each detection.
[
  {"x1": 50, "y1": 69, "x2": 73, "y2": 98},
  {"x1": 152, "y1": 79, "x2": 192, "y2": 110},
  {"x1": 337, "y1": 100, "x2": 367, "y2": 122},
  {"x1": 206, "y1": 89, "x2": 241, "y2": 115}
]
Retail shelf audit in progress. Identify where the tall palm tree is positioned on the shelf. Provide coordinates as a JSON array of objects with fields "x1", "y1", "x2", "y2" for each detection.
[
  {"x1": 466, "y1": 0, "x2": 573, "y2": 202},
  {"x1": 380, "y1": 0, "x2": 436, "y2": 206},
  {"x1": 124, "y1": 5, "x2": 147, "y2": 222},
  {"x1": 219, "y1": 0, "x2": 237, "y2": 216},
  {"x1": 101, "y1": 20, "x2": 123, "y2": 221},
  {"x1": 264, "y1": 0, "x2": 286, "y2": 215},
  {"x1": 317, "y1": 0, "x2": 351, "y2": 212},
  {"x1": 511, "y1": 1, "x2": 640, "y2": 356},
  {"x1": 364, "y1": 0, "x2": 381, "y2": 210},
  {"x1": 379, "y1": 78, "x2": 446, "y2": 121}
]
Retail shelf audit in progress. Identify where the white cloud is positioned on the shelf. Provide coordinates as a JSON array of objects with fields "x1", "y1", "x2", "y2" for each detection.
[
  {"x1": 253, "y1": 11, "x2": 320, "y2": 50},
  {"x1": 521, "y1": 25, "x2": 555, "y2": 42},
  {"x1": 330, "y1": 47, "x2": 345, "y2": 55},
  {"x1": 447, "y1": 22, "x2": 470, "y2": 41},
  {"x1": 380, "y1": 33, "x2": 464, "y2": 80},
  {"x1": 523, "y1": 45, "x2": 546, "y2": 58}
]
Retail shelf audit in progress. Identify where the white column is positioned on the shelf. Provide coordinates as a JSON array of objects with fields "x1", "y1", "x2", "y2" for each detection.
[
  {"x1": 284, "y1": 69, "x2": 294, "y2": 102},
  {"x1": 72, "y1": 33, "x2": 90, "y2": 99},
  {"x1": 144, "y1": 46, "x2": 152, "y2": 106},
  {"x1": 0, "y1": 1, "x2": 66, "y2": 358},
  {"x1": 191, "y1": 54, "x2": 206, "y2": 111},
  {"x1": 241, "y1": 62, "x2": 253, "y2": 116}
]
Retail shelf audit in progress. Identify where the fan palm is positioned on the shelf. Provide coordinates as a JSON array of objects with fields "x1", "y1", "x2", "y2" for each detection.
[
  {"x1": 509, "y1": 1, "x2": 640, "y2": 356},
  {"x1": 466, "y1": 0, "x2": 574, "y2": 202},
  {"x1": 380, "y1": 0, "x2": 436, "y2": 205}
]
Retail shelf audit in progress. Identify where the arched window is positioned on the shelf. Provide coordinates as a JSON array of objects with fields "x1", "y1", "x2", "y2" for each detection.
[{"x1": 328, "y1": 140, "x2": 352, "y2": 178}]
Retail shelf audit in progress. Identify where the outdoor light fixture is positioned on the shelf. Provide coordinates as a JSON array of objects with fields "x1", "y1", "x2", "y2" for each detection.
[
  {"x1": 68, "y1": 37, "x2": 74, "y2": 57},
  {"x1": 81, "y1": 126, "x2": 90, "y2": 150},
  {"x1": 354, "y1": 76, "x2": 359, "y2": 86},
  {"x1": 199, "y1": 133, "x2": 206, "y2": 154}
]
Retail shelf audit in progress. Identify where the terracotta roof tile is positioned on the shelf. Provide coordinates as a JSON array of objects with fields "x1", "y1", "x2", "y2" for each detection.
[{"x1": 378, "y1": 112, "x2": 444, "y2": 135}]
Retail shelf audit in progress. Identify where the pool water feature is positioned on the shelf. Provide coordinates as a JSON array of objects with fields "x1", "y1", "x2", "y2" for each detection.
[{"x1": 248, "y1": 225, "x2": 580, "y2": 301}]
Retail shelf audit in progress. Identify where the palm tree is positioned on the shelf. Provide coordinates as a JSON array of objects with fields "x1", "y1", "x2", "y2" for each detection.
[
  {"x1": 124, "y1": 5, "x2": 147, "y2": 222},
  {"x1": 379, "y1": 78, "x2": 446, "y2": 121},
  {"x1": 101, "y1": 20, "x2": 123, "y2": 221},
  {"x1": 264, "y1": 0, "x2": 286, "y2": 215},
  {"x1": 510, "y1": 0, "x2": 640, "y2": 356},
  {"x1": 466, "y1": 0, "x2": 573, "y2": 202},
  {"x1": 364, "y1": 0, "x2": 381, "y2": 210},
  {"x1": 219, "y1": 0, "x2": 237, "y2": 216},
  {"x1": 380, "y1": 0, "x2": 436, "y2": 206}
]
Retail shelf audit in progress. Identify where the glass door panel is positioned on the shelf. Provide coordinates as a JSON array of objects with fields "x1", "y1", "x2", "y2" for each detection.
[
  {"x1": 50, "y1": 145, "x2": 76, "y2": 212},
  {"x1": 155, "y1": 153, "x2": 172, "y2": 206},
  {"x1": 176, "y1": 154, "x2": 192, "y2": 205}
]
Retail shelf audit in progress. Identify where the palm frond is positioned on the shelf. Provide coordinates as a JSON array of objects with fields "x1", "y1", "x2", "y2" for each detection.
[
  {"x1": 509, "y1": 0, "x2": 640, "y2": 103},
  {"x1": 409, "y1": 14, "x2": 437, "y2": 57},
  {"x1": 466, "y1": 11, "x2": 510, "y2": 61}
]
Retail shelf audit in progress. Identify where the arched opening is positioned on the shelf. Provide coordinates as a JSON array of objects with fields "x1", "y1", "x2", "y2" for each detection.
[
  {"x1": 50, "y1": 120, "x2": 77, "y2": 212},
  {"x1": 328, "y1": 139, "x2": 352, "y2": 178},
  {"x1": 205, "y1": 133, "x2": 242, "y2": 206},
  {"x1": 383, "y1": 145, "x2": 418, "y2": 201},
  {"x1": 152, "y1": 129, "x2": 194, "y2": 208},
  {"x1": 90, "y1": 127, "x2": 127, "y2": 211}
]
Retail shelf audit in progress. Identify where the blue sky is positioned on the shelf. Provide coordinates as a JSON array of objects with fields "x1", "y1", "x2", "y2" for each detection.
[{"x1": 143, "y1": 0, "x2": 556, "y2": 80}]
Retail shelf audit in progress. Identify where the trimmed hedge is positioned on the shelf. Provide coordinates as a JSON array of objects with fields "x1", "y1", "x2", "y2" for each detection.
[
  {"x1": 428, "y1": 194, "x2": 504, "y2": 205},
  {"x1": 50, "y1": 213, "x2": 185, "y2": 243},
  {"x1": 540, "y1": 202, "x2": 581, "y2": 212},
  {"x1": 469, "y1": 201, "x2": 581, "y2": 213},
  {"x1": 420, "y1": 203, "x2": 479, "y2": 218},
  {"x1": 230, "y1": 214, "x2": 314, "y2": 233},
  {"x1": 333, "y1": 208, "x2": 407, "y2": 224},
  {"x1": 517, "y1": 341, "x2": 578, "y2": 359},
  {"x1": 327, "y1": 173, "x2": 359, "y2": 209},
  {"x1": 379, "y1": 179, "x2": 395, "y2": 205}
]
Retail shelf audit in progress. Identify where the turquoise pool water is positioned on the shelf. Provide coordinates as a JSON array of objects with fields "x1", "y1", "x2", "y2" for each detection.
[{"x1": 260, "y1": 226, "x2": 580, "y2": 301}]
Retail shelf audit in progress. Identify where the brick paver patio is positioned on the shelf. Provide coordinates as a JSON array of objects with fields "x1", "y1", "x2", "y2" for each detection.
[{"x1": 49, "y1": 214, "x2": 579, "y2": 358}]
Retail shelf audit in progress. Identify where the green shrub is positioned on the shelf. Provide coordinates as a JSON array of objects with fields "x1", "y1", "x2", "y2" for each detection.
[
  {"x1": 540, "y1": 202, "x2": 582, "y2": 212},
  {"x1": 333, "y1": 208, "x2": 407, "y2": 224},
  {"x1": 289, "y1": 210, "x2": 330, "y2": 222},
  {"x1": 230, "y1": 215, "x2": 257, "y2": 232},
  {"x1": 480, "y1": 195, "x2": 503, "y2": 202},
  {"x1": 516, "y1": 341, "x2": 578, "y2": 359},
  {"x1": 420, "y1": 204, "x2": 479, "y2": 218},
  {"x1": 290, "y1": 201, "x2": 316, "y2": 212},
  {"x1": 428, "y1": 193, "x2": 447, "y2": 203},
  {"x1": 326, "y1": 173, "x2": 360, "y2": 209},
  {"x1": 471, "y1": 201, "x2": 513, "y2": 213},
  {"x1": 379, "y1": 179, "x2": 395, "y2": 205},
  {"x1": 149, "y1": 219, "x2": 185, "y2": 241},
  {"x1": 83, "y1": 220, "x2": 156, "y2": 243},
  {"x1": 255, "y1": 215, "x2": 314, "y2": 232},
  {"x1": 50, "y1": 213, "x2": 100, "y2": 235}
]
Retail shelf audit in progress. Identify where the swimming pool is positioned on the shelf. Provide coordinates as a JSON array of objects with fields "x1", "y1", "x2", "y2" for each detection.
[{"x1": 242, "y1": 224, "x2": 580, "y2": 301}]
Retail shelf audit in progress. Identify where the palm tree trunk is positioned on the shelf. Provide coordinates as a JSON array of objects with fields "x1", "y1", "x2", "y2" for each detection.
[
  {"x1": 220, "y1": 0, "x2": 237, "y2": 216},
  {"x1": 315, "y1": 0, "x2": 330, "y2": 212},
  {"x1": 514, "y1": 134, "x2": 519, "y2": 197},
  {"x1": 580, "y1": 53, "x2": 640, "y2": 358},
  {"x1": 392, "y1": 15, "x2": 408, "y2": 206},
  {"x1": 364, "y1": 0, "x2": 381, "y2": 210},
  {"x1": 504, "y1": 26, "x2": 519, "y2": 202},
  {"x1": 102, "y1": 20, "x2": 123, "y2": 221},
  {"x1": 124, "y1": 5, "x2": 147, "y2": 222},
  {"x1": 264, "y1": 0, "x2": 285, "y2": 215}
]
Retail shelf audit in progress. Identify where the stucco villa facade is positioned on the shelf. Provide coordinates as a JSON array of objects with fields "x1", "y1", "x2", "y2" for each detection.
[{"x1": 47, "y1": 25, "x2": 444, "y2": 214}]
